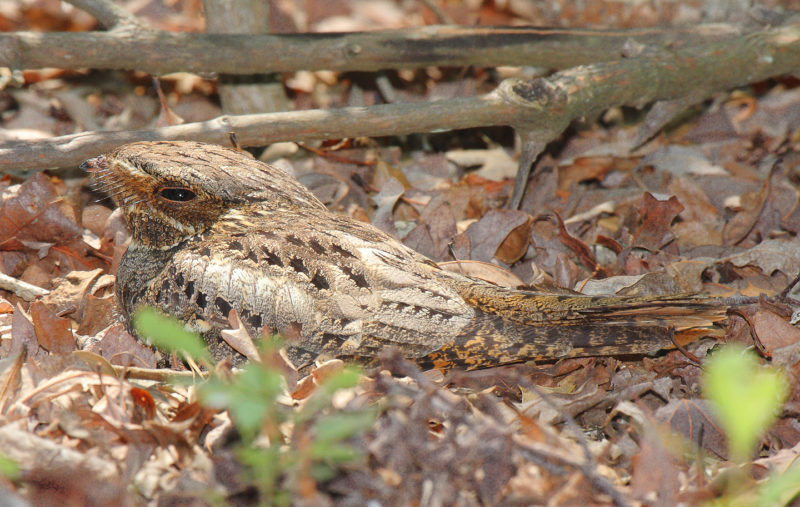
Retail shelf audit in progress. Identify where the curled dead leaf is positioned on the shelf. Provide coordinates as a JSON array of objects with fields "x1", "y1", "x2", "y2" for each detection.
[
  {"x1": 465, "y1": 209, "x2": 530, "y2": 263},
  {"x1": 220, "y1": 309, "x2": 260, "y2": 362},
  {"x1": 438, "y1": 260, "x2": 524, "y2": 288}
]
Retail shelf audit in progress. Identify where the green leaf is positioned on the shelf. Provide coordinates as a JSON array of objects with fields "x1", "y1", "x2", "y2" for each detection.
[
  {"x1": 0, "y1": 454, "x2": 19, "y2": 480},
  {"x1": 133, "y1": 307, "x2": 210, "y2": 362},
  {"x1": 314, "y1": 410, "x2": 377, "y2": 444},
  {"x1": 702, "y1": 346, "x2": 788, "y2": 462},
  {"x1": 310, "y1": 463, "x2": 337, "y2": 482},
  {"x1": 319, "y1": 366, "x2": 361, "y2": 394},
  {"x1": 296, "y1": 367, "x2": 364, "y2": 422},
  {"x1": 310, "y1": 442, "x2": 360, "y2": 462},
  {"x1": 201, "y1": 363, "x2": 284, "y2": 437},
  {"x1": 756, "y1": 462, "x2": 800, "y2": 506}
]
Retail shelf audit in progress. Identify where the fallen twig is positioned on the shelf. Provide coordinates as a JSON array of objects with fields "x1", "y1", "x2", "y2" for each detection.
[{"x1": 0, "y1": 273, "x2": 49, "y2": 301}]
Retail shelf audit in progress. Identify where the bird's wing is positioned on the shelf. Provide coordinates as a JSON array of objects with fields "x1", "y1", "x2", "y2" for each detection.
[{"x1": 143, "y1": 208, "x2": 476, "y2": 364}]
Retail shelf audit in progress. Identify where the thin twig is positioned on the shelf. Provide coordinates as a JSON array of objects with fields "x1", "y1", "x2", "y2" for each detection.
[
  {"x1": 0, "y1": 272, "x2": 49, "y2": 300},
  {"x1": 780, "y1": 271, "x2": 800, "y2": 299},
  {"x1": 670, "y1": 330, "x2": 703, "y2": 365},
  {"x1": 514, "y1": 436, "x2": 633, "y2": 507},
  {"x1": 297, "y1": 143, "x2": 377, "y2": 166},
  {"x1": 112, "y1": 365, "x2": 206, "y2": 382}
]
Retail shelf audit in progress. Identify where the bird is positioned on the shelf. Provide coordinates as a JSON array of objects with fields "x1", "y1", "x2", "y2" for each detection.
[{"x1": 83, "y1": 140, "x2": 731, "y2": 371}]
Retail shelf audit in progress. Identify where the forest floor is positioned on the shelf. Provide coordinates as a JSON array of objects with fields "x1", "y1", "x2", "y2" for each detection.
[{"x1": 2, "y1": 1, "x2": 800, "y2": 505}]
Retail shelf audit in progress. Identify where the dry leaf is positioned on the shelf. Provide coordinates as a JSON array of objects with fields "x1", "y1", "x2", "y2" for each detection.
[
  {"x1": 632, "y1": 192, "x2": 684, "y2": 251},
  {"x1": 371, "y1": 177, "x2": 405, "y2": 236},
  {"x1": 85, "y1": 323, "x2": 157, "y2": 368},
  {"x1": 29, "y1": 300, "x2": 74, "y2": 354},
  {"x1": 76, "y1": 293, "x2": 116, "y2": 336},
  {"x1": 750, "y1": 307, "x2": 800, "y2": 357},
  {"x1": 0, "y1": 173, "x2": 81, "y2": 245},
  {"x1": 655, "y1": 399, "x2": 727, "y2": 459},
  {"x1": 41, "y1": 268, "x2": 104, "y2": 321},
  {"x1": 465, "y1": 209, "x2": 530, "y2": 263}
]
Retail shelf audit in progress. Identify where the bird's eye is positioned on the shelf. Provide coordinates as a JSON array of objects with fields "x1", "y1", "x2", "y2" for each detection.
[{"x1": 158, "y1": 186, "x2": 197, "y2": 202}]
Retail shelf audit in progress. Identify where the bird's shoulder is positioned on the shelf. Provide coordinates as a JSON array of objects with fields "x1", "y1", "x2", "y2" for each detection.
[
  {"x1": 189, "y1": 206, "x2": 443, "y2": 292},
  {"x1": 160, "y1": 206, "x2": 475, "y2": 332}
]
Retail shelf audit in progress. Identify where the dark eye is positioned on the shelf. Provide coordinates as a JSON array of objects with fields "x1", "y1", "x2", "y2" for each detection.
[{"x1": 158, "y1": 187, "x2": 196, "y2": 202}]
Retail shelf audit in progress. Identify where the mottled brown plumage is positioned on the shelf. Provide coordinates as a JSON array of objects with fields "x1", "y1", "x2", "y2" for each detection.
[{"x1": 84, "y1": 141, "x2": 729, "y2": 370}]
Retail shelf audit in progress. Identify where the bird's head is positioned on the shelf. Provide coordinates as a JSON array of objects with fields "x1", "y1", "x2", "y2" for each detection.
[{"x1": 83, "y1": 140, "x2": 325, "y2": 249}]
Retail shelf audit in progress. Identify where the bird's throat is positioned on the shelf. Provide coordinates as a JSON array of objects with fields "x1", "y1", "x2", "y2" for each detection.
[{"x1": 115, "y1": 242, "x2": 181, "y2": 324}]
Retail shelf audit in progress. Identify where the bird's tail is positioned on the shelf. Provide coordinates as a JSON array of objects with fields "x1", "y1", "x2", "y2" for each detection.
[{"x1": 420, "y1": 280, "x2": 729, "y2": 370}]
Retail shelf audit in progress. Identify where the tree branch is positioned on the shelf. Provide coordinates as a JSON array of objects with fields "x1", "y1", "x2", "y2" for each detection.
[
  {"x1": 64, "y1": 0, "x2": 147, "y2": 31},
  {"x1": 1, "y1": 22, "x2": 798, "y2": 172},
  {"x1": 0, "y1": 24, "x2": 747, "y2": 75}
]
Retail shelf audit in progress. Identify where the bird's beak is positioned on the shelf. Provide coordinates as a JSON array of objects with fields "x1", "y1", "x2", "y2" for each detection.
[{"x1": 79, "y1": 154, "x2": 108, "y2": 172}]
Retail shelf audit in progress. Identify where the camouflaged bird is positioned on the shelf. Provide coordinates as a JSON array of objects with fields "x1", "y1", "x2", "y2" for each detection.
[{"x1": 83, "y1": 140, "x2": 729, "y2": 370}]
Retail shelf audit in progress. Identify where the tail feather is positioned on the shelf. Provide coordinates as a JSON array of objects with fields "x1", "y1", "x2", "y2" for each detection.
[
  {"x1": 455, "y1": 281, "x2": 728, "y2": 324},
  {"x1": 420, "y1": 281, "x2": 730, "y2": 370}
]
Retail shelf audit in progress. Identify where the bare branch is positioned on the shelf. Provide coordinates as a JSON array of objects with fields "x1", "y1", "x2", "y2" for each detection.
[
  {"x1": 2, "y1": 22, "x2": 798, "y2": 172},
  {"x1": 0, "y1": 24, "x2": 747, "y2": 75},
  {"x1": 510, "y1": 132, "x2": 546, "y2": 209}
]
